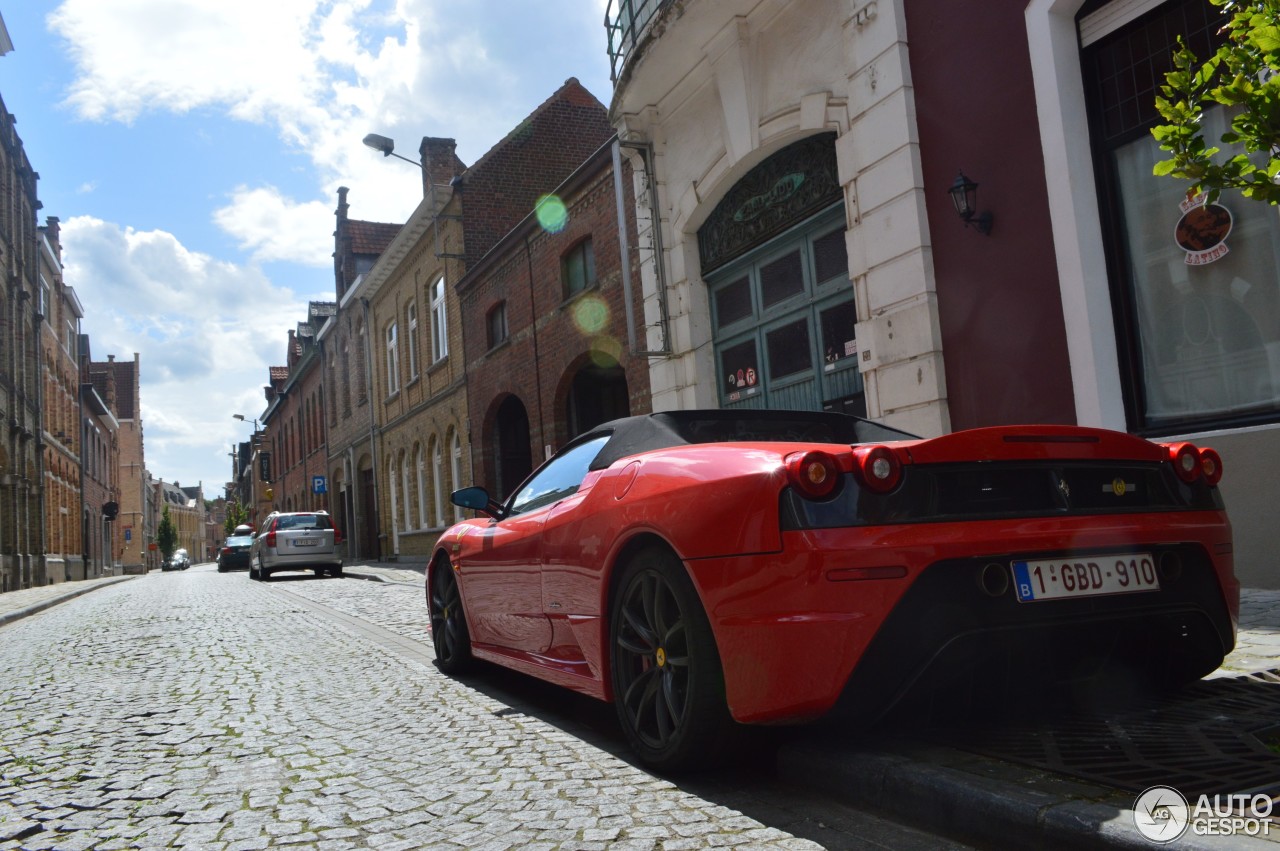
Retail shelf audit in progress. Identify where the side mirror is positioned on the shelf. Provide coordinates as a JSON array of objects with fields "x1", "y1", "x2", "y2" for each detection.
[{"x1": 451, "y1": 486, "x2": 505, "y2": 519}]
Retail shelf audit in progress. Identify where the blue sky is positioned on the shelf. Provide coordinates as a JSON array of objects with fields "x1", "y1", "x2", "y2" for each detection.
[{"x1": 1, "y1": 0, "x2": 614, "y2": 496}]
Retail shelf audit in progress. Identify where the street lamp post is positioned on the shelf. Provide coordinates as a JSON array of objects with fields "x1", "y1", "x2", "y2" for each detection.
[{"x1": 362, "y1": 133, "x2": 422, "y2": 168}]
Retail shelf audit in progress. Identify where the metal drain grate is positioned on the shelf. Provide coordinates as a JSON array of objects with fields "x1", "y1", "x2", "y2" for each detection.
[{"x1": 924, "y1": 670, "x2": 1280, "y2": 798}]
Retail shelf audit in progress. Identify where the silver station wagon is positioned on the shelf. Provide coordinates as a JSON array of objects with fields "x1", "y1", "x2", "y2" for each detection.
[{"x1": 249, "y1": 511, "x2": 344, "y2": 580}]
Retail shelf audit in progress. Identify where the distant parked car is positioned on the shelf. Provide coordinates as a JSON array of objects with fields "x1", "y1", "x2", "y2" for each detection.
[
  {"x1": 174, "y1": 548, "x2": 190, "y2": 569},
  {"x1": 249, "y1": 511, "x2": 343, "y2": 580},
  {"x1": 217, "y1": 535, "x2": 254, "y2": 572},
  {"x1": 161, "y1": 552, "x2": 187, "y2": 572}
]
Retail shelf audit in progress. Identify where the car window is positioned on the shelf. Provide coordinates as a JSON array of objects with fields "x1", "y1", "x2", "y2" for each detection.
[
  {"x1": 226, "y1": 536, "x2": 254, "y2": 546},
  {"x1": 277, "y1": 514, "x2": 330, "y2": 530},
  {"x1": 509, "y1": 434, "x2": 611, "y2": 515}
]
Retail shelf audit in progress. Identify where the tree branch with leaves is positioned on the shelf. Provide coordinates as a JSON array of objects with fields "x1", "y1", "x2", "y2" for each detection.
[{"x1": 1152, "y1": 0, "x2": 1280, "y2": 203}]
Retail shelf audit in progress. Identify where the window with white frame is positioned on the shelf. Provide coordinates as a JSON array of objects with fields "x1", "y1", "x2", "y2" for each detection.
[
  {"x1": 401, "y1": 453, "x2": 411, "y2": 530},
  {"x1": 385, "y1": 321, "x2": 399, "y2": 395},
  {"x1": 415, "y1": 444, "x2": 427, "y2": 529},
  {"x1": 388, "y1": 457, "x2": 400, "y2": 536},
  {"x1": 407, "y1": 301, "x2": 419, "y2": 380},
  {"x1": 451, "y1": 432, "x2": 463, "y2": 522},
  {"x1": 433, "y1": 441, "x2": 444, "y2": 527},
  {"x1": 430, "y1": 276, "x2": 448, "y2": 362}
]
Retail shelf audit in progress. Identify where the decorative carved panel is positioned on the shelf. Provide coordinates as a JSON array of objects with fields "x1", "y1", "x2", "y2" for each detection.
[{"x1": 698, "y1": 133, "x2": 841, "y2": 274}]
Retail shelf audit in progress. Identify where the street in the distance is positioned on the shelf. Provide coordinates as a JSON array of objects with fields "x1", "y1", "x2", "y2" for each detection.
[{"x1": 0, "y1": 565, "x2": 969, "y2": 851}]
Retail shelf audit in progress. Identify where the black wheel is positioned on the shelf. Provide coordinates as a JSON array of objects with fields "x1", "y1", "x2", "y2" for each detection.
[
  {"x1": 331, "y1": 566, "x2": 344, "y2": 578},
  {"x1": 609, "y1": 547, "x2": 732, "y2": 771},
  {"x1": 249, "y1": 563, "x2": 259, "y2": 580},
  {"x1": 429, "y1": 558, "x2": 473, "y2": 674}
]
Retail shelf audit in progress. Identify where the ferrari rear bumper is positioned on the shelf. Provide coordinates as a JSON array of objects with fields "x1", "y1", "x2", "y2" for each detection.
[{"x1": 686, "y1": 511, "x2": 1237, "y2": 725}]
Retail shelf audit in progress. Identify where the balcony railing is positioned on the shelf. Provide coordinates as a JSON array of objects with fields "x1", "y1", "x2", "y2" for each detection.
[{"x1": 604, "y1": 0, "x2": 671, "y2": 83}]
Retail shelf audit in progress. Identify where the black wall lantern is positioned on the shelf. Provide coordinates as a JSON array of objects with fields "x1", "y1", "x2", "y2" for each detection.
[{"x1": 948, "y1": 171, "x2": 993, "y2": 235}]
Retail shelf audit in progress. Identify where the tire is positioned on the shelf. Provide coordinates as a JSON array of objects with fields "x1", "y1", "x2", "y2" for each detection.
[
  {"x1": 609, "y1": 546, "x2": 733, "y2": 772},
  {"x1": 428, "y1": 557, "x2": 473, "y2": 674},
  {"x1": 331, "y1": 566, "x2": 344, "y2": 578}
]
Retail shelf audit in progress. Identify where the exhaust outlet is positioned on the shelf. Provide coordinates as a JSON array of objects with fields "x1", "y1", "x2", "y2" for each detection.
[{"x1": 978, "y1": 562, "x2": 1010, "y2": 597}]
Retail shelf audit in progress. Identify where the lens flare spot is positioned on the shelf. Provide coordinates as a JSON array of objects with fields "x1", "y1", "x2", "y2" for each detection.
[
  {"x1": 535, "y1": 194, "x2": 568, "y2": 233},
  {"x1": 590, "y1": 336, "x2": 622, "y2": 367},
  {"x1": 573, "y1": 295, "x2": 609, "y2": 335}
]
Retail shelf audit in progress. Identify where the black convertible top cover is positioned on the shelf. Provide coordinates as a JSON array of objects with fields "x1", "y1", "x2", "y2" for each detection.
[{"x1": 585, "y1": 409, "x2": 918, "y2": 471}]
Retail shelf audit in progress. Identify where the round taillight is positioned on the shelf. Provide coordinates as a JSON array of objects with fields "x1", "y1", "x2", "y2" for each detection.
[
  {"x1": 786, "y1": 451, "x2": 840, "y2": 500},
  {"x1": 1198, "y1": 447, "x2": 1223, "y2": 486},
  {"x1": 853, "y1": 445, "x2": 902, "y2": 494},
  {"x1": 1168, "y1": 442, "x2": 1201, "y2": 483}
]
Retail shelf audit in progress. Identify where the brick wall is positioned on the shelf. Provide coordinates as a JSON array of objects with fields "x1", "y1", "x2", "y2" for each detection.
[{"x1": 460, "y1": 147, "x2": 650, "y2": 495}]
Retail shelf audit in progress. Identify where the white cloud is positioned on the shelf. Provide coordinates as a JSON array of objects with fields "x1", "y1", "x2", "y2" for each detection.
[
  {"x1": 42, "y1": 0, "x2": 615, "y2": 490},
  {"x1": 61, "y1": 215, "x2": 307, "y2": 490},
  {"x1": 212, "y1": 187, "x2": 335, "y2": 266},
  {"x1": 49, "y1": 0, "x2": 614, "y2": 230}
]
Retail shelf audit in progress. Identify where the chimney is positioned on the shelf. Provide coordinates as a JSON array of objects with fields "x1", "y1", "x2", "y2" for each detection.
[
  {"x1": 419, "y1": 137, "x2": 463, "y2": 198},
  {"x1": 336, "y1": 186, "x2": 349, "y2": 223}
]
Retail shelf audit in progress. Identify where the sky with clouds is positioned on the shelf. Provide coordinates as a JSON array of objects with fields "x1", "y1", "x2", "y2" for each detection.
[{"x1": 1, "y1": 0, "x2": 613, "y2": 497}]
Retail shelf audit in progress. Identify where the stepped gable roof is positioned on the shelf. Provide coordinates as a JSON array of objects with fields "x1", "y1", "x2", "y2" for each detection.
[
  {"x1": 89, "y1": 358, "x2": 136, "y2": 420},
  {"x1": 457, "y1": 77, "x2": 613, "y2": 267}
]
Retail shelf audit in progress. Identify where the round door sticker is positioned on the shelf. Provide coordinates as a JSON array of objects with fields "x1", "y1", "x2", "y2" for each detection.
[{"x1": 1174, "y1": 193, "x2": 1231, "y2": 265}]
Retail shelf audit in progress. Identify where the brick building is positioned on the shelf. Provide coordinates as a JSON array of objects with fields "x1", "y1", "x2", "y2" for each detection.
[
  {"x1": 345, "y1": 78, "x2": 624, "y2": 562},
  {"x1": 37, "y1": 218, "x2": 86, "y2": 582},
  {"x1": 261, "y1": 302, "x2": 334, "y2": 518},
  {"x1": 358, "y1": 137, "x2": 469, "y2": 561},
  {"x1": 79, "y1": 335, "x2": 120, "y2": 576},
  {"x1": 90, "y1": 354, "x2": 148, "y2": 572},
  {"x1": 156, "y1": 480, "x2": 201, "y2": 561},
  {"x1": 322, "y1": 191, "x2": 401, "y2": 560},
  {"x1": 0, "y1": 89, "x2": 47, "y2": 591},
  {"x1": 458, "y1": 129, "x2": 651, "y2": 498}
]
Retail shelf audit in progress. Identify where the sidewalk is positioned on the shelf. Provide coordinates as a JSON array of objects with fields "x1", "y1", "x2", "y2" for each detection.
[
  {"x1": 0, "y1": 574, "x2": 136, "y2": 628},
  {"x1": 2, "y1": 566, "x2": 1276, "y2": 848}
]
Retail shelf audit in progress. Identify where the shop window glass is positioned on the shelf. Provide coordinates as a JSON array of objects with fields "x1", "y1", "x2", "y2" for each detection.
[
  {"x1": 1112, "y1": 111, "x2": 1280, "y2": 426},
  {"x1": 715, "y1": 276, "x2": 752, "y2": 328},
  {"x1": 721, "y1": 339, "x2": 760, "y2": 394},
  {"x1": 820, "y1": 301, "x2": 858, "y2": 369},
  {"x1": 767, "y1": 319, "x2": 811, "y2": 379},
  {"x1": 759, "y1": 250, "x2": 804, "y2": 308},
  {"x1": 812, "y1": 228, "x2": 848, "y2": 284}
]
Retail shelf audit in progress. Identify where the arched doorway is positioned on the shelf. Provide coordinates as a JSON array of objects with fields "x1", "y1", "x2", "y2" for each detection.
[
  {"x1": 566, "y1": 358, "x2": 629, "y2": 438},
  {"x1": 494, "y1": 396, "x2": 532, "y2": 500},
  {"x1": 698, "y1": 134, "x2": 864, "y2": 416}
]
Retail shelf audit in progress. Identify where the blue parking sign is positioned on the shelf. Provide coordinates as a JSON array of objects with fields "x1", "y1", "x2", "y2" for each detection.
[{"x1": 312, "y1": 475, "x2": 327, "y2": 494}]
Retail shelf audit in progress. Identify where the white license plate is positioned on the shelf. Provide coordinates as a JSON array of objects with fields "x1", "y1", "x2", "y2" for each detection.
[
  {"x1": 1013, "y1": 553, "x2": 1159, "y2": 602},
  {"x1": 293, "y1": 538, "x2": 318, "y2": 547}
]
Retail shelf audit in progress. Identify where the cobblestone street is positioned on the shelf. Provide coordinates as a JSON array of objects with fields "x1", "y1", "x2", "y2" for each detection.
[{"x1": 0, "y1": 567, "x2": 956, "y2": 851}]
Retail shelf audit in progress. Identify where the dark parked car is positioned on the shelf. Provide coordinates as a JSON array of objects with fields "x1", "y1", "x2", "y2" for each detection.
[
  {"x1": 217, "y1": 535, "x2": 254, "y2": 572},
  {"x1": 161, "y1": 551, "x2": 188, "y2": 571}
]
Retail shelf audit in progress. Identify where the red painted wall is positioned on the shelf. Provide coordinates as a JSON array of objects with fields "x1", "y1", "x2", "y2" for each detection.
[{"x1": 904, "y1": 2, "x2": 1077, "y2": 428}]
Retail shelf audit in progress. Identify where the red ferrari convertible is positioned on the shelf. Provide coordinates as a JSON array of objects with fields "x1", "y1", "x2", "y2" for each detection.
[{"x1": 429, "y1": 410, "x2": 1238, "y2": 770}]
